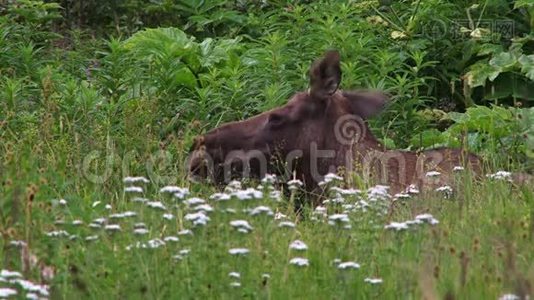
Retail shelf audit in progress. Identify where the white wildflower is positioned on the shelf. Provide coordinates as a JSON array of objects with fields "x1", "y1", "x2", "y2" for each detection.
[
  {"x1": 269, "y1": 190, "x2": 282, "y2": 201},
  {"x1": 225, "y1": 180, "x2": 242, "y2": 192},
  {"x1": 146, "y1": 201, "x2": 166, "y2": 210},
  {"x1": 426, "y1": 171, "x2": 441, "y2": 177},
  {"x1": 133, "y1": 228, "x2": 149, "y2": 235},
  {"x1": 229, "y1": 248, "x2": 250, "y2": 255},
  {"x1": 104, "y1": 224, "x2": 121, "y2": 231},
  {"x1": 45, "y1": 230, "x2": 70, "y2": 237},
  {"x1": 261, "y1": 174, "x2": 277, "y2": 185},
  {"x1": 58, "y1": 199, "x2": 67, "y2": 206},
  {"x1": 406, "y1": 184, "x2": 420, "y2": 194},
  {"x1": 184, "y1": 197, "x2": 205, "y2": 206},
  {"x1": 278, "y1": 221, "x2": 296, "y2": 228},
  {"x1": 250, "y1": 206, "x2": 274, "y2": 216},
  {"x1": 487, "y1": 171, "x2": 512, "y2": 181},
  {"x1": 163, "y1": 236, "x2": 179, "y2": 242},
  {"x1": 105, "y1": 204, "x2": 112, "y2": 210},
  {"x1": 72, "y1": 220, "x2": 83, "y2": 226},
  {"x1": 328, "y1": 214, "x2": 350, "y2": 225},
  {"x1": 337, "y1": 261, "x2": 361, "y2": 269},
  {"x1": 131, "y1": 197, "x2": 148, "y2": 203},
  {"x1": 178, "y1": 229, "x2": 193, "y2": 236},
  {"x1": 123, "y1": 176, "x2": 149, "y2": 184},
  {"x1": 9, "y1": 240, "x2": 27, "y2": 247},
  {"x1": 109, "y1": 211, "x2": 137, "y2": 219},
  {"x1": 289, "y1": 240, "x2": 308, "y2": 251},
  {"x1": 384, "y1": 222, "x2": 409, "y2": 231},
  {"x1": 0, "y1": 288, "x2": 17, "y2": 297},
  {"x1": 85, "y1": 235, "x2": 99, "y2": 241},
  {"x1": 184, "y1": 212, "x2": 210, "y2": 226},
  {"x1": 453, "y1": 166, "x2": 465, "y2": 172},
  {"x1": 230, "y1": 220, "x2": 253, "y2": 232},
  {"x1": 210, "y1": 193, "x2": 231, "y2": 201},
  {"x1": 232, "y1": 188, "x2": 263, "y2": 200},
  {"x1": 415, "y1": 214, "x2": 439, "y2": 225},
  {"x1": 394, "y1": 193, "x2": 411, "y2": 200},
  {"x1": 435, "y1": 185, "x2": 453, "y2": 198},
  {"x1": 364, "y1": 277, "x2": 383, "y2": 284},
  {"x1": 289, "y1": 257, "x2": 309, "y2": 267},
  {"x1": 367, "y1": 185, "x2": 390, "y2": 201},
  {"x1": 274, "y1": 212, "x2": 288, "y2": 220},
  {"x1": 1, "y1": 270, "x2": 22, "y2": 278},
  {"x1": 228, "y1": 272, "x2": 240, "y2": 279},
  {"x1": 194, "y1": 204, "x2": 214, "y2": 212},
  {"x1": 162, "y1": 213, "x2": 175, "y2": 220},
  {"x1": 124, "y1": 186, "x2": 143, "y2": 193},
  {"x1": 147, "y1": 239, "x2": 165, "y2": 249},
  {"x1": 12, "y1": 279, "x2": 49, "y2": 296},
  {"x1": 318, "y1": 173, "x2": 343, "y2": 186},
  {"x1": 287, "y1": 179, "x2": 303, "y2": 190}
]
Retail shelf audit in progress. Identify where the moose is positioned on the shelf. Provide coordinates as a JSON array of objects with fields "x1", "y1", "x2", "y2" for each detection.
[{"x1": 188, "y1": 50, "x2": 483, "y2": 195}]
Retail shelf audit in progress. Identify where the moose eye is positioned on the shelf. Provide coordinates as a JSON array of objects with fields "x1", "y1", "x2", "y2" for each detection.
[{"x1": 267, "y1": 113, "x2": 286, "y2": 128}]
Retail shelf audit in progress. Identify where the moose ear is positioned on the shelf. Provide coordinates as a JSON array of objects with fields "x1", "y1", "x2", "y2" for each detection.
[
  {"x1": 343, "y1": 91, "x2": 389, "y2": 119},
  {"x1": 309, "y1": 50, "x2": 342, "y2": 99}
]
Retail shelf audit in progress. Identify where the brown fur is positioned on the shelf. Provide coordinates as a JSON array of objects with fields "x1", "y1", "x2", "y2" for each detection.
[{"x1": 188, "y1": 51, "x2": 482, "y2": 193}]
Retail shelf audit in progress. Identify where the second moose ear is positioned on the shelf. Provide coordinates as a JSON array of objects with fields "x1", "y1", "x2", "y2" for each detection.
[
  {"x1": 309, "y1": 50, "x2": 342, "y2": 99},
  {"x1": 343, "y1": 91, "x2": 389, "y2": 119}
]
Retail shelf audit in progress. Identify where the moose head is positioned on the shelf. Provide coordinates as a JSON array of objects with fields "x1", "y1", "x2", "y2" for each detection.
[{"x1": 188, "y1": 50, "x2": 391, "y2": 188}]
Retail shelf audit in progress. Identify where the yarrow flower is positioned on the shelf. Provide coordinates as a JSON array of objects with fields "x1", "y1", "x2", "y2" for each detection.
[
  {"x1": 328, "y1": 214, "x2": 350, "y2": 226},
  {"x1": 435, "y1": 185, "x2": 453, "y2": 198},
  {"x1": 364, "y1": 277, "x2": 383, "y2": 284},
  {"x1": 318, "y1": 173, "x2": 343, "y2": 186},
  {"x1": 278, "y1": 221, "x2": 296, "y2": 228},
  {"x1": 210, "y1": 192, "x2": 231, "y2": 201},
  {"x1": 289, "y1": 240, "x2": 308, "y2": 251},
  {"x1": 337, "y1": 261, "x2": 361, "y2": 269},
  {"x1": 487, "y1": 171, "x2": 512, "y2": 181},
  {"x1": 228, "y1": 248, "x2": 250, "y2": 255},
  {"x1": 415, "y1": 213, "x2": 439, "y2": 225},
  {"x1": 426, "y1": 171, "x2": 441, "y2": 177},
  {"x1": 228, "y1": 272, "x2": 240, "y2": 279},
  {"x1": 124, "y1": 186, "x2": 143, "y2": 193},
  {"x1": 453, "y1": 166, "x2": 465, "y2": 172},
  {"x1": 104, "y1": 224, "x2": 121, "y2": 231},
  {"x1": 184, "y1": 197, "x2": 206, "y2": 206},
  {"x1": 250, "y1": 206, "x2": 274, "y2": 216},
  {"x1": 498, "y1": 294, "x2": 520, "y2": 300},
  {"x1": 230, "y1": 220, "x2": 253, "y2": 233},
  {"x1": 184, "y1": 212, "x2": 210, "y2": 227},
  {"x1": 232, "y1": 188, "x2": 263, "y2": 200},
  {"x1": 162, "y1": 213, "x2": 175, "y2": 220},
  {"x1": 261, "y1": 174, "x2": 277, "y2": 185},
  {"x1": 289, "y1": 257, "x2": 309, "y2": 267},
  {"x1": 146, "y1": 201, "x2": 166, "y2": 210},
  {"x1": 367, "y1": 185, "x2": 390, "y2": 201},
  {"x1": 406, "y1": 184, "x2": 420, "y2": 194},
  {"x1": 0, "y1": 288, "x2": 17, "y2": 297},
  {"x1": 287, "y1": 179, "x2": 303, "y2": 191},
  {"x1": 384, "y1": 222, "x2": 409, "y2": 231},
  {"x1": 123, "y1": 176, "x2": 149, "y2": 184},
  {"x1": 194, "y1": 204, "x2": 214, "y2": 212}
]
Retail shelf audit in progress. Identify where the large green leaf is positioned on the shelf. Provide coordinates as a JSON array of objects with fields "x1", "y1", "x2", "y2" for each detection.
[
  {"x1": 518, "y1": 54, "x2": 534, "y2": 81},
  {"x1": 489, "y1": 52, "x2": 518, "y2": 71}
]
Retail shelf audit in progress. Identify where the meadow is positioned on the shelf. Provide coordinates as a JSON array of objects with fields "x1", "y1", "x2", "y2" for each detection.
[{"x1": 1, "y1": 0, "x2": 534, "y2": 299}]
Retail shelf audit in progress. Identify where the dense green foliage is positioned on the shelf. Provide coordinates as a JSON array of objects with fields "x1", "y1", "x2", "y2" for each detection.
[{"x1": 0, "y1": 0, "x2": 533, "y2": 299}]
